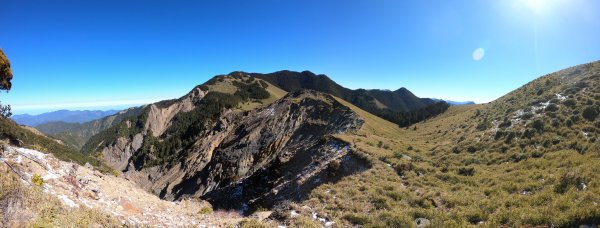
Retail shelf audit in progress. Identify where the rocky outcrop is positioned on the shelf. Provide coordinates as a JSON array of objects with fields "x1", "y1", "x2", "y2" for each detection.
[
  {"x1": 144, "y1": 87, "x2": 206, "y2": 137},
  {"x1": 0, "y1": 146, "x2": 240, "y2": 226},
  {"x1": 96, "y1": 88, "x2": 367, "y2": 212},
  {"x1": 101, "y1": 133, "x2": 144, "y2": 171}
]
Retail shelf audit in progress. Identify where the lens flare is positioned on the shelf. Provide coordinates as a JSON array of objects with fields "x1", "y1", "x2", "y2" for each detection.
[{"x1": 472, "y1": 48, "x2": 485, "y2": 61}]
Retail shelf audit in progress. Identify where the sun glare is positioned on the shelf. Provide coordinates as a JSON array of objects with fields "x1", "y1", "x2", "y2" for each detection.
[
  {"x1": 527, "y1": 0, "x2": 545, "y2": 8},
  {"x1": 526, "y1": 0, "x2": 547, "y2": 14}
]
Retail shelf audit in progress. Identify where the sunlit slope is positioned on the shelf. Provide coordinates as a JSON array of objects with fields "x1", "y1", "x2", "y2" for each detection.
[{"x1": 297, "y1": 61, "x2": 600, "y2": 227}]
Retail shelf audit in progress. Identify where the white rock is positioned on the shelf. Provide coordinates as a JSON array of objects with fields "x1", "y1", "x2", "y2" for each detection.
[
  {"x1": 59, "y1": 195, "x2": 79, "y2": 208},
  {"x1": 290, "y1": 210, "x2": 300, "y2": 218}
]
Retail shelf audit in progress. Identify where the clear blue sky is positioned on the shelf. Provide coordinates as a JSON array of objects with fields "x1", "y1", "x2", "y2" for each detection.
[{"x1": 1, "y1": 0, "x2": 599, "y2": 114}]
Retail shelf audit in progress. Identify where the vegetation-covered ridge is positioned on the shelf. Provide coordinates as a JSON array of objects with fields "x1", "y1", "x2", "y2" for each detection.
[
  {"x1": 249, "y1": 70, "x2": 450, "y2": 127},
  {"x1": 0, "y1": 117, "x2": 115, "y2": 174},
  {"x1": 33, "y1": 107, "x2": 147, "y2": 150},
  {"x1": 277, "y1": 60, "x2": 600, "y2": 227},
  {"x1": 453, "y1": 60, "x2": 599, "y2": 158}
]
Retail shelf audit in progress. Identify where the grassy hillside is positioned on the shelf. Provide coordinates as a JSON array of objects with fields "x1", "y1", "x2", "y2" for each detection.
[
  {"x1": 277, "y1": 61, "x2": 600, "y2": 227},
  {"x1": 0, "y1": 118, "x2": 115, "y2": 174},
  {"x1": 34, "y1": 107, "x2": 147, "y2": 150}
]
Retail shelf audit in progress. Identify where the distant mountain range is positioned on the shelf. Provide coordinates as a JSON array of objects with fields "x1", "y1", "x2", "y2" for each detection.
[
  {"x1": 11, "y1": 109, "x2": 120, "y2": 127},
  {"x1": 430, "y1": 98, "x2": 476, "y2": 106}
]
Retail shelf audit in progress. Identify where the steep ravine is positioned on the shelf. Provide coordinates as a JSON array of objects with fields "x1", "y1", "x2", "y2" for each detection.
[{"x1": 92, "y1": 89, "x2": 370, "y2": 213}]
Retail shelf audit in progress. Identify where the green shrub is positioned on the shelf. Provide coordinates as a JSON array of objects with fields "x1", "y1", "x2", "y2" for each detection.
[
  {"x1": 582, "y1": 106, "x2": 599, "y2": 121},
  {"x1": 457, "y1": 167, "x2": 475, "y2": 176},
  {"x1": 258, "y1": 80, "x2": 268, "y2": 88},
  {"x1": 233, "y1": 81, "x2": 270, "y2": 100},
  {"x1": 563, "y1": 98, "x2": 577, "y2": 107},
  {"x1": 199, "y1": 207, "x2": 213, "y2": 214},
  {"x1": 532, "y1": 119, "x2": 544, "y2": 132},
  {"x1": 554, "y1": 172, "x2": 584, "y2": 194},
  {"x1": 511, "y1": 153, "x2": 529, "y2": 162},
  {"x1": 290, "y1": 216, "x2": 321, "y2": 228},
  {"x1": 31, "y1": 174, "x2": 44, "y2": 187},
  {"x1": 343, "y1": 213, "x2": 371, "y2": 225},
  {"x1": 393, "y1": 151, "x2": 403, "y2": 159},
  {"x1": 467, "y1": 146, "x2": 477, "y2": 153},
  {"x1": 394, "y1": 161, "x2": 414, "y2": 176},
  {"x1": 238, "y1": 219, "x2": 269, "y2": 228},
  {"x1": 371, "y1": 197, "x2": 390, "y2": 210},
  {"x1": 545, "y1": 104, "x2": 559, "y2": 112},
  {"x1": 499, "y1": 119, "x2": 512, "y2": 128},
  {"x1": 376, "y1": 212, "x2": 413, "y2": 227}
]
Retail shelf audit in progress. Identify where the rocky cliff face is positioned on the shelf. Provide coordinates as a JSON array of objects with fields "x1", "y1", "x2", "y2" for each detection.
[
  {"x1": 97, "y1": 86, "x2": 207, "y2": 171},
  {"x1": 91, "y1": 87, "x2": 368, "y2": 213}
]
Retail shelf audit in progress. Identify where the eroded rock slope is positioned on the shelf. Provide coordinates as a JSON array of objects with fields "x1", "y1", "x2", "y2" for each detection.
[{"x1": 83, "y1": 75, "x2": 368, "y2": 213}]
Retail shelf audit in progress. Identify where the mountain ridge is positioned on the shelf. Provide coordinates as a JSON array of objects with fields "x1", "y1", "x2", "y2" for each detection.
[
  {"x1": 250, "y1": 70, "x2": 436, "y2": 112},
  {"x1": 12, "y1": 109, "x2": 119, "y2": 127},
  {"x1": 430, "y1": 98, "x2": 476, "y2": 106}
]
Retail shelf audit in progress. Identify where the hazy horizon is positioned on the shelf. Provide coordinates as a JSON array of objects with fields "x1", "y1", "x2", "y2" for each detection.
[{"x1": 2, "y1": 0, "x2": 599, "y2": 115}]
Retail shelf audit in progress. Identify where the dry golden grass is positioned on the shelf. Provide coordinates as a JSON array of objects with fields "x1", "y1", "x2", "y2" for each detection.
[{"x1": 300, "y1": 62, "x2": 600, "y2": 227}]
